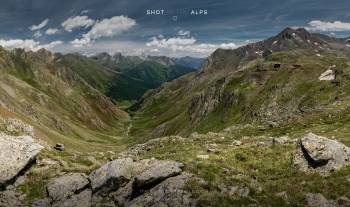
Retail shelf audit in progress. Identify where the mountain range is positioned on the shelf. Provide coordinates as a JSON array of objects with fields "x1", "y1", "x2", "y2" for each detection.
[
  {"x1": 130, "y1": 27, "x2": 350, "y2": 139},
  {"x1": 1, "y1": 28, "x2": 350, "y2": 206}
]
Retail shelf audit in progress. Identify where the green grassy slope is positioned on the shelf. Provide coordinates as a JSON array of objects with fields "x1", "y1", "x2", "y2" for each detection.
[
  {"x1": 107, "y1": 61, "x2": 196, "y2": 101},
  {"x1": 131, "y1": 49, "x2": 350, "y2": 140},
  {"x1": 0, "y1": 48, "x2": 129, "y2": 152}
]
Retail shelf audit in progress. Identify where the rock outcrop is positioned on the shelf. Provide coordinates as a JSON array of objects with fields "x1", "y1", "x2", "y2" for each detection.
[
  {"x1": 0, "y1": 189, "x2": 26, "y2": 207},
  {"x1": 306, "y1": 193, "x2": 335, "y2": 207},
  {"x1": 0, "y1": 134, "x2": 43, "y2": 188},
  {"x1": 46, "y1": 173, "x2": 90, "y2": 203},
  {"x1": 32, "y1": 158, "x2": 199, "y2": 207},
  {"x1": 188, "y1": 77, "x2": 229, "y2": 121},
  {"x1": 89, "y1": 158, "x2": 135, "y2": 195},
  {"x1": 319, "y1": 69, "x2": 336, "y2": 81},
  {"x1": 294, "y1": 133, "x2": 350, "y2": 175},
  {"x1": 126, "y1": 173, "x2": 196, "y2": 207}
]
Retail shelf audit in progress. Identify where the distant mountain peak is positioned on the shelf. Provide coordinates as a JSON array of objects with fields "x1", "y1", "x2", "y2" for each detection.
[{"x1": 201, "y1": 27, "x2": 350, "y2": 73}]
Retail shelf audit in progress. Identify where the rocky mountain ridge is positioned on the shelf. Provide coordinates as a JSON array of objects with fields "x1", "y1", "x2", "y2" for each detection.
[{"x1": 131, "y1": 27, "x2": 350, "y2": 138}]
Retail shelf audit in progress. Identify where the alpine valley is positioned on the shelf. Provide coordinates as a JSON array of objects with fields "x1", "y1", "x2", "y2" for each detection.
[{"x1": 1, "y1": 28, "x2": 350, "y2": 207}]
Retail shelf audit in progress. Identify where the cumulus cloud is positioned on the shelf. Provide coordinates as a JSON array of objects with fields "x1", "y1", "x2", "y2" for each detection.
[
  {"x1": 71, "y1": 15, "x2": 136, "y2": 47},
  {"x1": 45, "y1": 28, "x2": 59, "y2": 35},
  {"x1": 145, "y1": 33, "x2": 238, "y2": 57},
  {"x1": 29, "y1": 19, "x2": 49, "y2": 31},
  {"x1": 39, "y1": 41, "x2": 64, "y2": 50},
  {"x1": 146, "y1": 36, "x2": 196, "y2": 48},
  {"x1": 0, "y1": 39, "x2": 63, "y2": 51},
  {"x1": 61, "y1": 16, "x2": 95, "y2": 32},
  {"x1": 306, "y1": 20, "x2": 350, "y2": 32},
  {"x1": 33, "y1": 31, "x2": 42, "y2": 38},
  {"x1": 177, "y1": 30, "x2": 190, "y2": 36}
]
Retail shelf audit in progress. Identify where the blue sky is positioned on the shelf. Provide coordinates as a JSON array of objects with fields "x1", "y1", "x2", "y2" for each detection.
[{"x1": 1, "y1": 0, "x2": 350, "y2": 57}]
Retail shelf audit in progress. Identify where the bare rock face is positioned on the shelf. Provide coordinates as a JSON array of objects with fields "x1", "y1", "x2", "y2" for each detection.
[
  {"x1": 0, "y1": 189, "x2": 26, "y2": 207},
  {"x1": 188, "y1": 78, "x2": 228, "y2": 122},
  {"x1": 306, "y1": 193, "x2": 335, "y2": 207},
  {"x1": 89, "y1": 158, "x2": 135, "y2": 195},
  {"x1": 52, "y1": 189, "x2": 92, "y2": 207},
  {"x1": 46, "y1": 173, "x2": 90, "y2": 202},
  {"x1": 294, "y1": 133, "x2": 350, "y2": 175},
  {"x1": 134, "y1": 160, "x2": 184, "y2": 188},
  {"x1": 319, "y1": 69, "x2": 335, "y2": 81},
  {"x1": 34, "y1": 158, "x2": 198, "y2": 207},
  {"x1": 127, "y1": 173, "x2": 196, "y2": 207},
  {"x1": 0, "y1": 134, "x2": 43, "y2": 188}
]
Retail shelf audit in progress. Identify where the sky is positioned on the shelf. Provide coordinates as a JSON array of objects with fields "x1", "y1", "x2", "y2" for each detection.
[{"x1": 1, "y1": 0, "x2": 350, "y2": 57}]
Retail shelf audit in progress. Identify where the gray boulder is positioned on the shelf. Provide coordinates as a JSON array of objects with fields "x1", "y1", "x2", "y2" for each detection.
[
  {"x1": 306, "y1": 193, "x2": 335, "y2": 207},
  {"x1": 127, "y1": 173, "x2": 197, "y2": 207},
  {"x1": 0, "y1": 134, "x2": 43, "y2": 187},
  {"x1": 32, "y1": 198, "x2": 51, "y2": 207},
  {"x1": 337, "y1": 196, "x2": 350, "y2": 207},
  {"x1": 54, "y1": 143, "x2": 65, "y2": 151},
  {"x1": 0, "y1": 190, "x2": 26, "y2": 207},
  {"x1": 134, "y1": 160, "x2": 184, "y2": 187},
  {"x1": 47, "y1": 173, "x2": 89, "y2": 202},
  {"x1": 52, "y1": 189, "x2": 92, "y2": 207},
  {"x1": 294, "y1": 133, "x2": 350, "y2": 175},
  {"x1": 36, "y1": 158, "x2": 197, "y2": 207},
  {"x1": 89, "y1": 158, "x2": 135, "y2": 195}
]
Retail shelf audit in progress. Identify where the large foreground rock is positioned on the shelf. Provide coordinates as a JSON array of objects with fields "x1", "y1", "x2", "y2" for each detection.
[
  {"x1": 127, "y1": 173, "x2": 196, "y2": 207},
  {"x1": 294, "y1": 133, "x2": 350, "y2": 175},
  {"x1": 33, "y1": 158, "x2": 198, "y2": 207},
  {"x1": 0, "y1": 134, "x2": 43, "y2": 187},
  {"x1": 0, "y1": 189, "x2": 26, "y2": 206},
  {"x1": 89, "y1": 158, "x2": 135, "y2": 195},
  {"x1": 47, "y1": 173, "x2": 90, "y2": 202},
  {"x1": 306, "y1": 193, "x2": 335, "y2": 207},
  {"x1": 134, "y1": 160, "x2": 184, "y2": 187}
]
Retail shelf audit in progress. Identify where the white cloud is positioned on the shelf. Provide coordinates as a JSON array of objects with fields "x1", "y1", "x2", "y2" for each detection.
[
  {"x1": 45, "y1": 28, "x2": 59, "y2": 35},
  {"x1": 29, "y1": 19, "x2": 49, "y2": 31},
  {"x1": 0, "y1": 39, "x2": 39, "y2": 50},
  {"x1": 306, "y1": 20, "x2": 350, "y2": 32},
  {"x1": 177, "y1": 30, "x2": 190, "y2": 36},
  {"x1": 71, "y1": 38, "x2": 91, "y2": 47},
  {"x1": 146, "y1": 36, "x2": 196, "y2": 48},
  {"x1": 61, "y1": 15, "x2": 95, "y2": 32},
  {"x1": 145, "y1": 33, "x2": 238, "y2": 57},
  {"x1": 33, "y1": 31, "x2": 42, "y2": 38},
  {"x1": 39, "y1": 41, "x2": 64, "y2": 50},
  {"x1": 71, "y1": 15, "x2": 136, "y2": 47},
  {"x1": 0, "y1": 39, "x2": 63, "y2": 51},
  {"x1": 81, "y1": 10, "x2": 90, "y2": 14}
]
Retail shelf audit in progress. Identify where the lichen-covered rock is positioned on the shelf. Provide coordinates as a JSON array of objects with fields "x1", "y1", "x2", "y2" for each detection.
[
  {"x1": 89, "y1": 158, "x2": 135, "y2": 195},
  {"x1": 294, "y1": 133, "x2": 350, "y2": 175},
  {"x1": 47, "y1": 173, "x2": 89, "y2": 202},
  {"x1": 127, "y1": 173, "x2": 197, "y2": 207},
  {"x1": 35, "y1": 158, "x2": 198, "y2": 207},
  {"x1": 134, "y1": 160, "x2": 184, "y2": 187},
  {"x1": 52, "y1": 189, "x2": 92, "y2": 207},
  {"x1": 306, "y1": 193, "x2": 335, "y2": 207},
  {"x1": 0, "y1": 134, "x2": 43, "y2": 187},
  {"x1": 0, "y1": 190, "x2": 26, "y2": 207}
]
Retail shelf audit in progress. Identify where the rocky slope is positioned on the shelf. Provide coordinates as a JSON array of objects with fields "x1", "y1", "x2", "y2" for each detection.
[
  {"x1": 2, "y1": 121, "x2": 350, "y2": 206},
  {"x1": 0, "y1": 48, "x2": 129, "y2": 152},
  {"x1": 131, "y1": 28, "x2": 350, "y2": 139}
]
